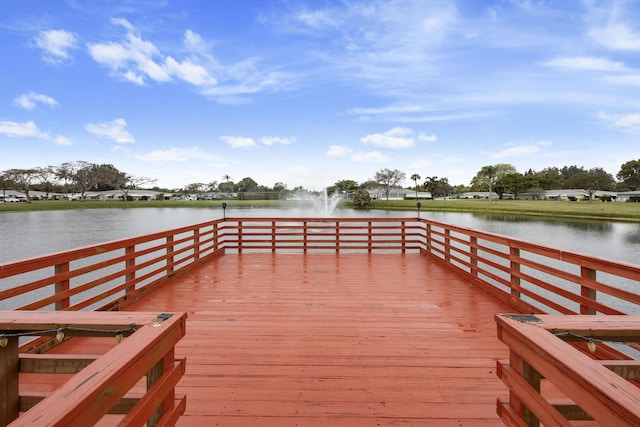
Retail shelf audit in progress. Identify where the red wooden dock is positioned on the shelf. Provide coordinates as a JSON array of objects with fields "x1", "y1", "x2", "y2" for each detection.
[
  {"x1": 125, "y1": 252, "x2": 511, "y2": 426},
  {"x1": 3, "y1": 217, "x2": 640, "y2": 426}
]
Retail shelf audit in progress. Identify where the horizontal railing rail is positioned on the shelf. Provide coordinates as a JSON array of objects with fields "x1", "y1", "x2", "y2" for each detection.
[
  {"x1": 417, "y1": 217, "x2": 640, "y2": 315},
  {"x1": 1, "y1": 216, "x2": 639, "y2": 315},
  {"x1": 0, "y1": 219, "x2": 225, "y2": 311},
  {"x1": 0, "y1": 311, "x2": 187, "y2": 426},
  {"x1": 495, "y1": 314, "x2": 640, "y2": 427}
]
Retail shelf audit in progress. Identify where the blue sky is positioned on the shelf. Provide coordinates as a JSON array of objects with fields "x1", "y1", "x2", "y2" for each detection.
[{"x1": 1, "y1": 0, "x2": 639, "y2": 190}]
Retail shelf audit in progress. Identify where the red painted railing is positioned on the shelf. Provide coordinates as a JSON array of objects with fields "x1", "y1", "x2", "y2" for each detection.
[
  {"x1": 1, "y1": 216, "x2": 639, "y2": 426},
  {"x1": 1, "y1": 217, "x2": 639, "y2": 315},
  {"x1": 496, "y1": 314, "x2": 640, "y2": 426},
  {"x1": 0, "y1": 311, "x2": 186, "y2": 426}
]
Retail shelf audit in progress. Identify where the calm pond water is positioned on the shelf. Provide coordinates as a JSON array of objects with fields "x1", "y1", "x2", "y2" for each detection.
[{"x1": 1, "y1": 206, "x2": 639, "y2": 266}]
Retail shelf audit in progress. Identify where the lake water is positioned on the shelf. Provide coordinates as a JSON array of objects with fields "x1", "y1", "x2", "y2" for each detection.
[{"x1": 1, "y1": 206, "x2": 639, "y2": 266}]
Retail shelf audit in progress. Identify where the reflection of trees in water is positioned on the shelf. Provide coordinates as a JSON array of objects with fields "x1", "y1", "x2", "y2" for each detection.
[
  {"x1": 624, "y1": 228, "x2": 640, "y2": 245},
  {"x1": 473, "y1": 213, "x2": 613, "y2": 233}
]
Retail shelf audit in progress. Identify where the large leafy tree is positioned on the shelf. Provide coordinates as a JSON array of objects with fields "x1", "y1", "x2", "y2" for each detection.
[
  {"x1": 374, "y1": 168, "x2": 406, "y2": 200},
  {"x1": 564, "y1": 168, "x2": 616, "y2": 201},
  {"x1": 494, "y1": 173, "x2": 535, "y2": 199},
  {"x1": 617, "y1": 159, "x2": 640, "y2": 190},
  {"x1": 56, "y1": 161, "x2": 121, "y2": 199},
  {"x1": 119, "y1": 174, "x2": 156, "y2": 201},
  {"x1": 529, "y1": 167, "x2": 564, "y2": 190},
  {"x1": 2, "y1": 168, "x2": 38, "y2": 201},
  {"x1": 235, "y1": 177, "x2": 259, "y2": 192},
  {"x1": 470, "y1": 164, "x2": 518, "y2": 195}
]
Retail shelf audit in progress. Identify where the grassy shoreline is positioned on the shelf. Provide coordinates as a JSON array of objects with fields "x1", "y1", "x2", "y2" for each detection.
[{"x1": 1, "y1": 198, "x2": 639, "y2": 222}]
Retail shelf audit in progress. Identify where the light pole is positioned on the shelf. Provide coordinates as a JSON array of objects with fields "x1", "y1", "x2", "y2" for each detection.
[
  {"x1": 416, "y1": 201, "x2": 421, "y2": 219},
  {"x1": 222, "y1": 202, "x2": 227, "y2": 221}
]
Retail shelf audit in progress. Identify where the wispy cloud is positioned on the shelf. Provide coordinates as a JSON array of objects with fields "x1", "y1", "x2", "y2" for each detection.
[
  {"x1": 136, "y1": 146, "x2": 222, "y2": 163},
  {"x1": 260, "y1": 136, "x2": 295, "y2": 145},
  {"x1": 220, "y1": 135, "x2": 256, "y2": 148},
  {"x1": 543, "y1": 56, "x2": 628, "y2": 72},
  {"x1": 361, "y1": 127, "x2": 436, "y2": 149},
  {"x1": 13, "y1": 92, "x2": 59, "y2": 110},
  {"x1": 326, "y1": 145, "x2": 352, "y2": 158},
  {"x1": 85, "y1": 118, "x2": 135, "y2": 144},
  {"x1": 0, "y1": 120, "x2": 49, "y2": 139},
  {"x1": 86, "y1": 18, "x2": 290, "y2": 103},
  {"x1": 34, "y1": 29, "x2": 78, "y2": 63},
  {"x1": 490, "y1": 140, "x2": 551, "y2": 159},
  {"x1": 351, "y1": 151, "x2": 390, "y2": 163},
  {"x1": 0, "y1": 120, "x2": 72, "y2": 145}
]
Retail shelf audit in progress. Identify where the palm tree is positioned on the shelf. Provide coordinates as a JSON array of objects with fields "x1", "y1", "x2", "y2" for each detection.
[{"x1": 410, "y1": 173, "x2": 421, "y2": 200}]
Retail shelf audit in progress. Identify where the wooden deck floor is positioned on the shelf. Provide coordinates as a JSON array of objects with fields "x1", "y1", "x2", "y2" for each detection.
[{"x1": 71, "y1": 253, "x2": 514, "y2": 426}]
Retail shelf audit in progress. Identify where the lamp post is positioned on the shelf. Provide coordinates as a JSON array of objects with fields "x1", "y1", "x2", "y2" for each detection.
[
  {"x1": 416, "y1": 201, "x2": 421, "y2": 219},
  {"x1": 222, "y1": 202, "x2": 227, "y2": 221}
]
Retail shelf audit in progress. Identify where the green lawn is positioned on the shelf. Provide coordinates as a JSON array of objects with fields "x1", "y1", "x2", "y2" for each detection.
[{"x1": 1, "y1": 198, "x2": 639, "y2": 222}]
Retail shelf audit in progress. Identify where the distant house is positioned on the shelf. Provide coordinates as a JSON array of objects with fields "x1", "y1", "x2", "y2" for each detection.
[
  {"x1": 366, "y1": 187, "x2": 432, "y2": 200},
  {"x1": 460, "y1": 192, "x2": 498, "y2": 199},
  {"x1": 615, "y1": 191, "x2": 640, "y2": 202}
]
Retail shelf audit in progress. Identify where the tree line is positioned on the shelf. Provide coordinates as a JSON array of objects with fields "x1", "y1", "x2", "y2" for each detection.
[{"x1": 2, "y1": 159, "x2": 639, "y2": 202}]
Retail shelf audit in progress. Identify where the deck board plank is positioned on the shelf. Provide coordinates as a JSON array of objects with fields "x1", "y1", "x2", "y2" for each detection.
[{"x1": 56, "y1": 253, "x2": 513, "y2": 425}]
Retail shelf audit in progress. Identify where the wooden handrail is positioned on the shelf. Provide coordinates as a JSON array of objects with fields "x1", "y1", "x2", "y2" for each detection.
[
  {"x1": 0, "y1": 217, "x2": 638, "y2": 315},
  {"x1": 495, "y1": 314, "x2": 640, "y2": 426},
  {"x1": 0, "y1": 311, "x2": 187, "y2": 426}
]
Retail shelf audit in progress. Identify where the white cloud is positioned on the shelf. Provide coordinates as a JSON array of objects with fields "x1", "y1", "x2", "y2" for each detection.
[
  {"x1": 220, "y1": 135, "x2": 256, "y2": 148},
  {"x1": 13, "y1": 92, "x2": 59, "y2": 110},
  {"x1": 140, "y1": 148, "x2": 189, "y2": 162},
  {"x1": 87, "y1": 18, "x2": 289, "y2": 102},
  {"x1": 491, "y1": 140, "x2": 551, "y2": 159},
  {"x1": 361, "y1": 127, "x2": 434, "y2": 149},
  {"x1": 0, "y1": 120, "x2": 49, "y2": 139},
  {"x1": 34, "y1": 29, "x2": 78, "y2": 63},
  {"x1": 351, "y1": 151, "x2": 390, "y2": 162},
  {"x1": 326, "y1": 145, "x2": 352, "y2": 157},
  {"x1": 418, "y1": 133, "x2": 437, "y2": 142},
  {"x1": 604, "y1": 74, "x2": 640, "y2": 86},
  {"x1": 260, "y1": 136, "x2": 295, "y2": 145},
  {"x1": 0, "y1": 120, "x2": 73, "y2": 145},
  {"x1": 53, "y1": 135, "x2": 73, "y2": 146},
  {"x1": 589, "y1": 23, "x2": 640, "y2": 51},
  {"x1": 613, "y1": 113, "x2": 640, "y2": 128},
  {"x1": 543, "y1": 56, "x2": 627, "y2": 72},
  {"x1": 85, "y1": 118, "x2": 135, "y2": 144}
]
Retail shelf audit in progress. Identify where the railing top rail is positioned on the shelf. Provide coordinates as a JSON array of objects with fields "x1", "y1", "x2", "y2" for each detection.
[
  {"x1": 496, "y1": 313, "x2": 640, "y2": 425},
  {"x1": 417, "y1": 217, "x2": 640, "y2": 275}
]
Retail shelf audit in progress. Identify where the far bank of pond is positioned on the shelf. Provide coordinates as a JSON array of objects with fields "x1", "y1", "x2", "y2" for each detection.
[{"x1": 2, "y1": 198, "x2": 640, "y2": 222}]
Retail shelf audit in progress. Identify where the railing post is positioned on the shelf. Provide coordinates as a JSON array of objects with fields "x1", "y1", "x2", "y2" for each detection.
[
  {"x1": 166, "y1": 236, "x2": 174, "y2": 276},
  {"x1": 510, "y1": 247, "x2": 521, "y2": 299},
  {"x1": 522, "y1": 360, "x2": 542, "y2": 427},
  {"x1": 147, "y1": 349, "x2": 174, "y2": 427},
  {"x1": 368, "y1": 221, "x2": 372, "y2": 253},
  {"x1": 55, "y1": 262, "x2": 70, "y2": 310},
  {"x1": 401, "y1": 221, "x2": 406, "y2": 253},
  {"x1": 272, "y1": 221, "x2": 276, "y2": 253},
  {"x1": 238, "y1": 221, "x2": 243, "y2": 253},
  {"x1": 125, "y1": 245, "x2": 136, "y2": 294},
  {"x1": 213, "y1": 223, "x2": 218, "y2": 251},
  {"x1": 425, "y1": 224, "x2": 432, "y2": 254},
  {"x1": 0, "y1": 335, "x2": 19, "y2": 425},
  {"x1": 444, "y1": 229, "x2": 451, "y2": 262},
  {"x1": 580, "y1": 266, "x2": 597, "y2": 315},
  {"x1": 194, "y1": 228, "x2": 201, "y2": 261},
  {"x1": 303, "y1": 220, "x2": 308, "y2": 254},
  {"x1": 335, "y1": 220, "x2": 340, "y2": 253},
  {"x1": 470, "y1": 236, "x2": 478, "y2": 276},
  {"x1": 508, "y1": 349, "x2": 541, "y2": 426}
]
